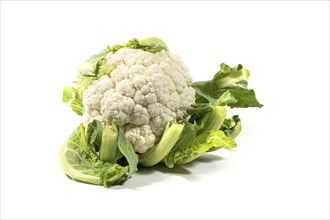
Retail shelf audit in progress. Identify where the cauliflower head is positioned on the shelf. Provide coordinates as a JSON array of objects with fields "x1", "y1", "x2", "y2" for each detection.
[{"x1": 65, "y1": 38, "x2": 195, "y2": 153}]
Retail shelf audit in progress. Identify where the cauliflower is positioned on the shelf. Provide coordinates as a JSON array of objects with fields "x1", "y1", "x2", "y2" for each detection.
[
  {"x1": 80, "y1": 42, "x2": 195, "y2": 153},
  {"x1": 61, "y1": 38, "x2": 263, "y2": 187}
]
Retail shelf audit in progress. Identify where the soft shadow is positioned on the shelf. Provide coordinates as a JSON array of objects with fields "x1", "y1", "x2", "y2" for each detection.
[
  {"x1": 180, "y1": 154, "x2": 224, "y2": 170},
  {"x1": 182, "y1": 154, "x2": 232, "y2": 177},
  {"x1": 152, "y1": 163, "x2": 191, "y2": 175},
  {"x1": 111, "y1": 167, "x2": 164, "y2": 190},
  {"x1": 192, "y1": 154, "x2": 224, "y2": 163},
  {"x1": 112, "y1": 153, "x2": 226, "y2": 190}
]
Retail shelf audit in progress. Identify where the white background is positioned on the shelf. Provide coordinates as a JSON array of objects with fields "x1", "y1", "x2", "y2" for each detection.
[{"x1": 1, "y1": 1, "x2": 329, "y2": 219}]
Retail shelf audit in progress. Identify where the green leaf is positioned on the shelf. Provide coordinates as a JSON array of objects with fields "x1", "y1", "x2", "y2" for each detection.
[
  {"x1": 186, "y1": 103, "x2": 212, "y2": 123},
  {"x1": 78, "y1": 61, "x2": 98, "y2": 76},
  {"x1": 213, "y1": 63, "x2": 249, "y2": 89},
  {"x1": 192, "y1": 63, "x2": 263, "y2": 108},
  {"x1": 63, "y1": 75, "x2": 96, "y2": 116},
  {"x1": 111, "y1": 44, "x2": 124, "y2": 52},
  {"x1": 98, "y1": 64, "x2": 116, "y2": 76},
  {"x1": 139, "y1": 37, "x2": 169, "y2": 51},
  {"x1": 59, "y1": 123, "x2": 129, "y2": 187},
  {"x1": 86, "y1": 120, "x2": 103, "y2": 151},
  {"x1": 62, "y1": 86, "x2": 76, "y2": 103},
  {"x1": 221, "y1": 117, "x2": 236, "y2": 130},
  {"x1": 125, "y1": 37, "x2": 168, "y2": 53},
  {"x1": 78, "y1": 124, "x2": 89, "y2": 153},
  {"x1": 187, "y1": 103, "x2": 228, "y2": 135},
  {"x1": 76, "y1": 75, "x2": 97, "y2": 94},
  {"x1": 214, "y1": 90, "x2": 237, "y2": 106},
  {"x1": 191, "y1": 80, "x2": 215, "y2": 103},
  {"x1": 163, "y1": 122, "x2": 196, "y2": 168},
  {"x1": 69, "y1": 99, "x2": 84, "y2": 116},
  {"x1": 117, "y1": 128, "x2": 139, "y2": 176},
  {"x1": 79, "y1": 70, "x2": 97, "y2": 77},
  {"x1": 143, "y1": 45, "x2": 163, "y2": 53},
  {"x1": 220, "y1": 115, "x2": 242, "y2": 139},
  {"x1": 226, "y1": 88, "x2": 263, "y2": 108},
  {"x1": 86, "y1": 46, "x2": 112, "y2": 64},
  {"x1": 100, "y1": 164, "x2": 129, "y2": 187},
  {"x1": 175, "y1": 130, "x2": 237, "y2": 165}
]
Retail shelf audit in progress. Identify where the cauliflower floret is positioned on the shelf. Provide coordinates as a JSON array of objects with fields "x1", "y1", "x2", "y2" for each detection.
[
  {"x1": 101, "y1": 91, "x2": 135, "y2": 126},
  {"x1": 83, "y1": 75, "x2": 114, "y2": 113},
  {"x1": 83, "y1": 47, "x2": 195, "y2": 153},
  {"x1": 147, "y1": 103, "x2": 176, "y2": 136},
  {"x1": 82, "y1": 75, "x2": 114, "y2": 126},
  {"x1": 124, "y1": 125, "x2": 156, "y2": 153}
]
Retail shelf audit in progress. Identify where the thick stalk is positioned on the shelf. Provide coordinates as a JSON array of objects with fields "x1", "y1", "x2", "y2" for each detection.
[
  {"x1": 139, "y1": 123, "x2": 184, "y2": 167},
  {"x1": 197, "y1": 106, "x2": 227, "y2": 135},
  {"x1": 99, "y1": 125, "x2": 118, "y2": 163}
]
